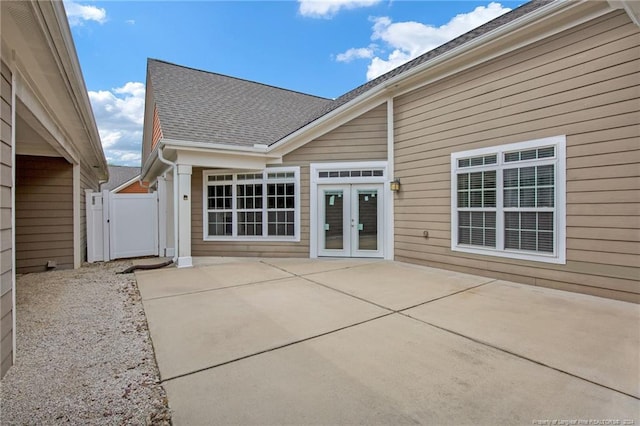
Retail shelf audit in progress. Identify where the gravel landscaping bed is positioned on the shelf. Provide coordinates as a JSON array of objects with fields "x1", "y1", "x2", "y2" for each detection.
[{"x1": 0, "y1": 260, "x2": 171, "y2": 425}]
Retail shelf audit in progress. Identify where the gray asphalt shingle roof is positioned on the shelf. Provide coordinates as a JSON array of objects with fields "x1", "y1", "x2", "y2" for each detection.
[
  {"x1": 148, "y1": 0, "x2": 552, "y2": 148},
  {"x1": 148, "y1": 60, "x2": 332, "y2": 147},
  {"x1": 103, "y1": 165, "x2": 141, "y2": 191}
]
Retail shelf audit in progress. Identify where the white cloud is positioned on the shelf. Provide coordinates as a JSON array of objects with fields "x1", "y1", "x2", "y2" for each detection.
[
  {"x1": 125, "y1": 19, "x2": 136, "y2": 25},
  {"x1": 336, "y1": 46, "x2": 375, "y2": 63},
  {"x1": 299, "y1": 0, "x2": 381, "y2": 18},
  {"x1": 64, "y1": 1, "x2": 107, "y2": 26},
  {"x1": 336, "y1": 2, "x2": 511, "y2": 80},
  {"x1": 89, "y1": 82, "x2": 145, "y2": 166}
]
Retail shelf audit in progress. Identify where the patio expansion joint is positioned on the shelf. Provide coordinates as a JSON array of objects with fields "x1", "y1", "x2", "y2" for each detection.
[
  {"x1": 399, "y1": 312, "x2": 640, "y2": 402},
  {"x1": 397, "y1": 278, "x2": 497, "y2": 311},
  {"x1": 260, "y1": 260, "x2": 396, "y2": 312},
  {"x1": 300, "y1": 275, "x2": 396, "y2": 312},
  {"x1": 300, "y1": 272, "x2": 496, "y2": 314},
  {"x1": 158, "y1": 311, "x2": 396, "y2": 384},
  {"x1": 141, "y1": 275, "x2": 296, "y2": 302},
  {"x1": 259, "y1": 259, "x2": 383, "y2": 279}
]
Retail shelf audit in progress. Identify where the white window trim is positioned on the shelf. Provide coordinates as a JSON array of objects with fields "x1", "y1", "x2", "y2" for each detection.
[
  {"x1": 450, "y1": 135, "x2": 566, "y2": 264},
  {"x1": 202, "y1": 167, "x2": 301, "y2": 242}
]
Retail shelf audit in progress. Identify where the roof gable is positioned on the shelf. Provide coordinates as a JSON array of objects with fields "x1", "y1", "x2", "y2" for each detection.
[{"x1": 148, "y1": 60, "x2": 332, "y2": 147}]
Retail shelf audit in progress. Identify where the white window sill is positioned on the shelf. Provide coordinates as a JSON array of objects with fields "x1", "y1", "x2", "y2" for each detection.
[
  {"x1": 452, "y1": 245, "x2": 566, "y2": 265},
  {"x1": 203, "y1": 236, "x2": 301, "y2": 243}
]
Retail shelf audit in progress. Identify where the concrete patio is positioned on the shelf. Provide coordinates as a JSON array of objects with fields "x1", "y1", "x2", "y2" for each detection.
[{"x1": 135, "y1": 258, "x2": 640, "y2": 425}]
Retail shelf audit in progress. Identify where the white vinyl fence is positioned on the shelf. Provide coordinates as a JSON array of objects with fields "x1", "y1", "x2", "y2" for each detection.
[{"x1": 86, "y1": 190, "x2": 158, "y2": 262}]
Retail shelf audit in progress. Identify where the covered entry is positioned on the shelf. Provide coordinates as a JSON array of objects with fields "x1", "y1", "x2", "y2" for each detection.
[{"x1": 311, "y1": 162, "x2": 389, "y2": 259}]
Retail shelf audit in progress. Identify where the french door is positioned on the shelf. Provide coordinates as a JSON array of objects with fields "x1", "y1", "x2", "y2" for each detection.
[{"x1": 318, "y1": 184, "x2": 383, "y2": 258}]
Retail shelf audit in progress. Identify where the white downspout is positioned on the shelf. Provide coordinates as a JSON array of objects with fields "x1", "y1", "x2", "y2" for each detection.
[{"x1": 157, "y1": 146, "x2": 178, "y2": 264}]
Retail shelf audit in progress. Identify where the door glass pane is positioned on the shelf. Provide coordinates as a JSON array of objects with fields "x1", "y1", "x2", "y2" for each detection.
[
  {"x1": 324, "y1": 190, "x2": 344, "y2": 250},
  {"x1": 357, "y1": 190, "x2": 377, "y2": 251}
]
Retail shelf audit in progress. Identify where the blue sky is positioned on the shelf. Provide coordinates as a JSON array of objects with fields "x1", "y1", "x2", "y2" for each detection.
[{"x1": 66, "y1": 0, "x2": 524, "y2": 166}]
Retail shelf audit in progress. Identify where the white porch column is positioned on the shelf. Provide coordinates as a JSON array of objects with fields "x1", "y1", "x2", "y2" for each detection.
[{"x1": 177, "y1": 164, "x2": 192, "y2": 268}]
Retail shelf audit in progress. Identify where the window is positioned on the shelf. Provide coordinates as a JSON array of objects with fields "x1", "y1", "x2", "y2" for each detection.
[
  {"x1": 267, "y1": 181, "x2": 295, "y2": 236},
  {"x1": 451, "y1": 136, "x2": 566, "y2": 264},
  {"x1": 318, "y1": 169, "x2": 384, "y2": 178},
  {"x1": 206, "y1": 175, "x2": 232, "y2": 236},
  {"x1": 204, "y1": 167, "x2": 299, "y2": 241}
]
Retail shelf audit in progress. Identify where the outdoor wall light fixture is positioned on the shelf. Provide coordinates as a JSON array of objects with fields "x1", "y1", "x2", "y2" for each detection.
[{"x1": 390, "y1": 178, "x2": 401, "y2": 192}]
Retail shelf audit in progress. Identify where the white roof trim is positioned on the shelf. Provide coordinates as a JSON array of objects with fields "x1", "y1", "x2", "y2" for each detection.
[
  {"x1": 608, "y1": 0, "x2": 640, "y2": 26},
  {"x1": 268, "y1": 0, "x2": 612, "y2": 157},
  {"x1": 111, "y1": 175, "x2": 142, "y2": 193},
  {"x1": 46, "y1": 1, "x2": 108, "y2": 178}
]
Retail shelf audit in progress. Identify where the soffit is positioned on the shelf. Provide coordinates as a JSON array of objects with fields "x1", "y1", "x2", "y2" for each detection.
[{"x1": 1, "y1": 1, "x2": 108, "y2": 178}]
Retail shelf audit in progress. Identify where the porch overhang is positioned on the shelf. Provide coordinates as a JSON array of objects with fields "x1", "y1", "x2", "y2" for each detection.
[{"x1": 141, "y1": 138, "x2": 283, "y2": 182}]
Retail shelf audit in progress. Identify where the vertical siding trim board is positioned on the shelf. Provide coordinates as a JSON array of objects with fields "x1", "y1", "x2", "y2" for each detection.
[
  {"x1": 0, "y1": 59, "x2": 15, "y2": 378},
  {"x1": 386, "y1": 98, "x2": 396, "y2": 260},
  {"x1": 10, "y1": 66, "x2": 16, "y2": 370},
  {"x1": 73, "y1": 164, "x2": 81, "y2": 268}
]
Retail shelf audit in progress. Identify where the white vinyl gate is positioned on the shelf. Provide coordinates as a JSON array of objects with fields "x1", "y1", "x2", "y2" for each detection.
[{"x1": 86, "y1": 190, "x2": 159, "y2": 262}]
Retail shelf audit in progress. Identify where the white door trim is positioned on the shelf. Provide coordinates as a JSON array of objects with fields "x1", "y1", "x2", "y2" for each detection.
[{"x1": 310, "y1": 161, "x2": 390, "y2": 259}]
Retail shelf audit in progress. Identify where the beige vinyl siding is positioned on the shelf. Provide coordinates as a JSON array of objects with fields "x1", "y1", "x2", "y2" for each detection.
[
  {"x1": 0, "y1": 60, "x2": 13, "y2": 378},
  {"x1": 79, "y1": 164, "x2": 99, "y2": 263},
  {"x1": 191, "y1": 103, "x2": 388, "y2": 257},
  {"x1": 282, "y1": 103, "x2": 388, "y2": 164},
  {"x1": 393, "y1": 10, "x2": 640, "y2": 303},
  {"x1": 15, "y1": 155, "x2": 73, "y2": 273}
]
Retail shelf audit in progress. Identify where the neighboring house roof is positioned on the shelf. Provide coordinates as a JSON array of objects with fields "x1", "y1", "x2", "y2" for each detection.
[
  {"x1": 102, "y1": 165, "x2": 141, "y2": 191},
  {"x1": 147, "y1": 0, "x2": 552, "y2": 149},
  {"x1": 148, "y1": 59, "x2": 333, "y2": 148}
]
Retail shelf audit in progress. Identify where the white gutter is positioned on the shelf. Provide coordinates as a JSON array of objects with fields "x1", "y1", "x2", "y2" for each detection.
[
  {"x1": 157, "y1": 146, "x2": 178, "y2": 264},
  {"x1": 162, "y1": 138, "x2": 270, "y2": 153},
  {"x1": 140, "y1": 141, "x2": 160, "y2": 182},
  {"x1": 138, "y1": 179, "x2": 151, "y2": 191}
]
